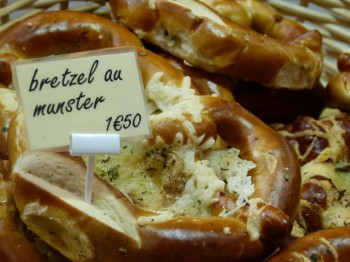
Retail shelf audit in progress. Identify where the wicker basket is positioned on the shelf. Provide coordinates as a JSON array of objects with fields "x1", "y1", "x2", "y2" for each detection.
[{"x1": 0, "y1": 0, "x2": 349, "y2": 85}]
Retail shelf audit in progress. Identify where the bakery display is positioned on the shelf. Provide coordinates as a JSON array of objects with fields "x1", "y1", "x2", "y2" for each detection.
[{"x1": 0, "y1": 0, "x2": 349, "y2": 261}]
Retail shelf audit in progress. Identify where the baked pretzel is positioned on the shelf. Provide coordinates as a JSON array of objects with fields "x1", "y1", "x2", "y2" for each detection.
[
  {"x1": 0, "y1": 160, "x2": 48, "y2": 261},
  {"x1": 266, "y1": 226, "x2": 350, "y2": 261},
  {"x1": 325, "y1": 52, "x2": 350, "y2": 111},
  {"x1": 200, "y1": 0, "x2": 314, "y2": 43},
  {"x1": 0, "y1": 10, "x2": 143, "y2": 86},
  {"x1": 159, "y1": 53, "x2": 235, "y2": 101},
  {"x1": 6, "y1": 43, "x2": 301, "y2": 261},
  {"x1": 108, "y1": 0, "x2": 323, "y2": 90},
  {"x1": 0, "y1": 10, "x2": 233, "y2": 103},
  {"x1": 198, "y1": 0, "x2": 251, "y2": 27},
  {"x1": 277, "y1": 116, "x2": 350, "y2": 236}
]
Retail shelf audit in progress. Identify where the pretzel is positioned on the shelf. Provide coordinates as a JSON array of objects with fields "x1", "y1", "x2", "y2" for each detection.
[
  {"x1": 266, "y1": 226, "x2": 350, "y2": 261},
  {"x1": 159, "y1": 53, "x2": 235, "y2": 101},
  {"x1": 198, "y1": 0, "x2": 251, "y2": 27},
  {"x1": 108, "y1": 0, "x2": 323, "y2": 90},
  {"x1": 0, "y1": 10, "x2": 143, "y2": 86},
  {"x1": 200, "y1": 0, "x2": 313, "y2": 43},
  {"x1": 0, "y1": 160, "x2": 49, "y2": 261},
  {"x1": 276, "y1": 116, "x2": 350, "y2": 236},
  {"x1": 325, "y1": 52, "x2": 350, "y2": 111},
  {"x1": 6, "y1": 42, "x2": 301, "y2": 261}
]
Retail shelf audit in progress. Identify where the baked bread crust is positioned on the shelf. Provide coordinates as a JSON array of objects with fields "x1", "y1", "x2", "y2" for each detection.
[
  {"x1": 0, "y1": 160, "x2": 48, "y2": 262},
  {"x1": 266, "y1": 226, "x2": 350, "y2": 261},
  {"x1": 109, "y1": 0, "x2": 323, "y2": 89}
]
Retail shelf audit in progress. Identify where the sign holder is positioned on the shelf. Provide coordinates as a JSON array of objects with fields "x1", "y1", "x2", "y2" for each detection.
[
  {"x1": 11, "y1": 48, "x2": 152, "y2": 205},
  {"x1": 70, "y1": 133, "x2": 121, "y2": 203}
]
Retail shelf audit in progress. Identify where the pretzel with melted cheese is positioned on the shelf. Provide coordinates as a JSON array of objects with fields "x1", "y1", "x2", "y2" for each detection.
[
  {"x1": 108, "y1": 0, "x2": 323, "y2": 90},
  {"x1": 6, "y1": 45, "x2": 301, "y2": 261},
  {"x1": 0, "y1": 9, "x2": 301, "y2": 262},
  {"x1": 277, "y1": 115, "x2": 350, "y2": 238}
]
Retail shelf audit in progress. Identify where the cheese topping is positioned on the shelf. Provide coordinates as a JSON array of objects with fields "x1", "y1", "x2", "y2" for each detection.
[
  {"x1": 94, "y1": 72, "x2": 256, "y2": 224},
  {"x1": 146, "y1": 73, "x2": 204, "y2": 123}
]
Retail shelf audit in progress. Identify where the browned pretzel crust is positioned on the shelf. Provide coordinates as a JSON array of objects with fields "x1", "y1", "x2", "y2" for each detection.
[
  {"x1": 109, "y1": 0, "x2": 322, "y2": 89},
  {"x1": 267, "y1": 226, "x2": 350, "y2": 261},
  {"x1": 0, "y1": 161, "x2": 48, "y2": 262},
  {"x1": 0, "y1": 10, "x2": 143, "y2": 86}
]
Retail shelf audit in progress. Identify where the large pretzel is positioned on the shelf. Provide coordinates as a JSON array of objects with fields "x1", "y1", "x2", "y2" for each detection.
[
  {"x1": 0, "y1": 10, "x2": 143, "y2": 87},
  {"x1": 1, "y1": 10, "x2": 301, "y2": 262},
  {"x1": 267, "y1": 226, "x2": 350, "y2": 261},
  {"x1": 0, "y1": 160, "x2": 49, "y2": 261},
  {"x1": 108, "y1": 0, "x2": 323, "y2": 90},
  {"x1": 275, "y1": 115, "x2": 350, "y2": 237}
]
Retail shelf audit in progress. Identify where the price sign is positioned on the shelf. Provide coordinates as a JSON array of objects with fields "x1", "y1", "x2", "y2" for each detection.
[{"x1": 12, "y1": 48, "x2": 152, "y2": 151}]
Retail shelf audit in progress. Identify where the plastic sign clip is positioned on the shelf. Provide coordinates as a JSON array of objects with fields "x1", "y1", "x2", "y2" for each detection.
[{"x1": 70, "y1": 133, "x2": 121, "y2": 203}]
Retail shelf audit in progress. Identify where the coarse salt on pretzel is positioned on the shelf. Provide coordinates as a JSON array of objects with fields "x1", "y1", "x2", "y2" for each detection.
[{"x1": 108, "y1": 0, "x2": 323, "y2": 90}]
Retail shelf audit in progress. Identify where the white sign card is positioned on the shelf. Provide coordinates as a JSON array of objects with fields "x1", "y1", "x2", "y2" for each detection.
[{"x1": 12, "y1": 48, "x2": 152, "y2": 151}]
